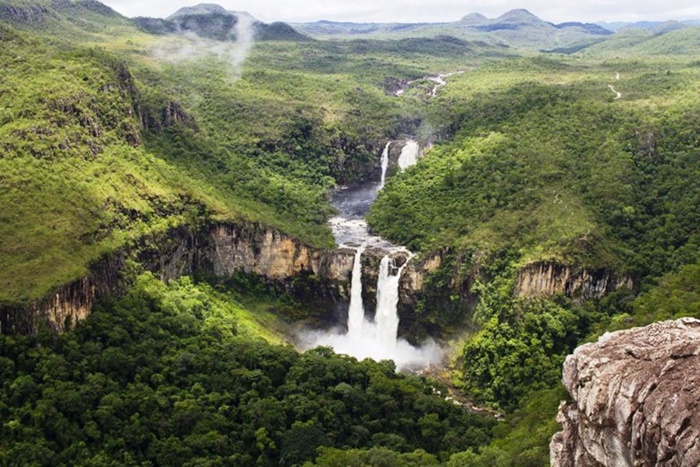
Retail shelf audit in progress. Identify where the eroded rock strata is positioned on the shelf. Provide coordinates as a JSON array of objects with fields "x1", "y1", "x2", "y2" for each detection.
[
  {"x1": 516, "y1": 261, "x2": 632, "y2": 301},
  {"x1": 551, "y1": 318, "x2": 700, "y2": 467}
]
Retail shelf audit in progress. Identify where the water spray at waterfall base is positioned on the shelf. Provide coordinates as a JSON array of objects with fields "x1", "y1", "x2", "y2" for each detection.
[
  {"x1": 300, "y1": 139, "x2": 441, "y2": 371},
  {"x1": 301, "y1": 248, "x2": 443, "y2": 371}
]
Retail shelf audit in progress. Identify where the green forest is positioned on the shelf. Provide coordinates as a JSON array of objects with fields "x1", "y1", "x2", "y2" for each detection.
[{"x1": 1, "y1": 0, "x2": 699, "y2": 465}]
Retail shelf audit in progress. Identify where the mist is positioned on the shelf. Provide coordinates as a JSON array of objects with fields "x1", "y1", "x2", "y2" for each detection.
[
  {"x1": 150, "y1": 13, "x2": 256, "y2": 80},
  {"x1": 298, "y1": 325, "x2": 445, "y2": 372}
]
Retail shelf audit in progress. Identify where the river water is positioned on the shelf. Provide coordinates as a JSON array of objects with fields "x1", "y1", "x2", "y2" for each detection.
[{"x1": 301, "y1": 140, "x2": 442, "y2": 370}]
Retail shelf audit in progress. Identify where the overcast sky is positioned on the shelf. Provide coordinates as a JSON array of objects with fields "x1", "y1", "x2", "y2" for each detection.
[{"x1": 100, "y1": 0, "x2": 700, "y2": 24}]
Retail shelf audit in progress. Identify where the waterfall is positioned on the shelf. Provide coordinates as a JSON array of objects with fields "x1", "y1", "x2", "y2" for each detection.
[
  {"x1": 398, "y1": 140, "x2": 420, "y2": 171},
  {"x1": 380, "y1": 142, "x2": 391, "y2": 189},
  {"x1": 374, "y1": 255, "x2": 406, "y2": 351},
  {"x1": 306, "y1": 248, "x2": 441, "y2": 370},
  {"x1": 306, "y1": 136, "x2": 443, "y2": 370},
  {"x1": 347, "y1": 246, "x2": 365, "y2": 338}
]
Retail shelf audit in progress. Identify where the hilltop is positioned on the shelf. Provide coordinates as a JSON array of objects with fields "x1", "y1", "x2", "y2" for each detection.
[
  {"x1": 293, "y1": 9, "x2": 613, "y2": 50},
  {"x1": 134, "y1": 3, "x2": 309, "y2": 41}
]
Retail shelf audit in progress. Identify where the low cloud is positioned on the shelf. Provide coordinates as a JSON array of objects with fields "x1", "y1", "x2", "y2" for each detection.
[{"x1": 151, "y1": 13, "x2": 255, "y2": 81}]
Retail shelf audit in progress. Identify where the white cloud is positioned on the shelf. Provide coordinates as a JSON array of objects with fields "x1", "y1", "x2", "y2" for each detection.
[{"x1": 101, "y1": 0, "x2": 700, "y2": 24}]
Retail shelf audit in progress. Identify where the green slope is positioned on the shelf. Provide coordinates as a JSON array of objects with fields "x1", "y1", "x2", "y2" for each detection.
[
  {"x1": 579, "y1": 26, "x2": 700, "y2": 57},
  {"x1": 0, "y1": 0, "x2": 505, "y2": 305},
  {"x1": 368, "y1": 57, "x2": 700, "y2": 277}
]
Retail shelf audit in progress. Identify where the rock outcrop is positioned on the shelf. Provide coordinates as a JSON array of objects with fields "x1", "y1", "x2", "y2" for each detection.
[
  {"x1": 206, "y1": 223, "x2": 356, "y2": 299},
  {"x1": 551, "y1": 318, "x2": 700, "y2": 467},
  {"x1": 516, "y1": 261, "x2": 632, "y2": 301},
  {"x1": 0, "y1": 223, "x2": 359, "y2": 334},
  {"x1": 0, "y1": 254, "x2": 125, "y2": 334}
]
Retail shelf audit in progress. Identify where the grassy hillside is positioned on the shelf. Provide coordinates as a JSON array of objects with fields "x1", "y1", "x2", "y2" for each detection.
[
  {"x1": 0, "y1": 0, "x2": 531, "y2": 307},
  {"x1": 1, "y1": 2, "x2": 699, "y2": 465},
  {"x1": 579, "y1": 26, "x2": 700, "y2": 57},
  {"x1": 0, "y1": 22, "x2": 351, "y2": 304},
  {"x1": 369, "y1": 57, "x2": 700, "y2": 277}
]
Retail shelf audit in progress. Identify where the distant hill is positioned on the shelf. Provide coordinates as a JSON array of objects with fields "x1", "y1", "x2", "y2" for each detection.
[
  {"x1": 293, "y1": 9, "x2": 612, "y2": 50},
  {"x1": 597, "y1": 19, "x2": 700, "y2": 32},
  {"x1": 134, "y1": 3, "x2": 309, "y2": 42},
  {"x1": 579, "y1": 25, "x2": 700, "y2": 57},
  {"x1": 0, "y1": 0, "x2": 133, "y2": 35},
  {"x1": 291, "y1": 19, "x2": 438, "y2": 38},
  {"x1": 0, "y1": 0, "x2": 309, "y2": 42}
]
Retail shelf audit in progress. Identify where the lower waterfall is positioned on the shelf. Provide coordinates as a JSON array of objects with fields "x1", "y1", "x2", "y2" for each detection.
[
  {"x1": 347, "y1": 246, "x2": 365, "y2": 338},
  {"x1": 374, "y1": 255, "x2": 406, "y2": 352},
  {"x1": 306, "y1": 248, "x2": 441, "y2": 370},
  {"x1": 302, "y1": 138, "x2": 441, "y2": 371}
]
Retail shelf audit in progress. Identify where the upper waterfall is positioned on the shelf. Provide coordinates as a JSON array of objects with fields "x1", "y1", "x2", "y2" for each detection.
[
  {"x1": 398, "y1": 140, "x2": 420, "y2": 171},
  {"x1": 380, "y1": 142, "x2": 391, "y2": 189},
  {"x1": 300, "y1": 139, "x2": 441, "y2": 371}
]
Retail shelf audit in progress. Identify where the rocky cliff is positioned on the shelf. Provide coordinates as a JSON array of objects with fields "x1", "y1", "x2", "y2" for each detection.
[
  {"x1": 205, "y1": 223, "x2": 356, "y2": 298},
  {"x1": 0, "y1": 223, "x2": 358, "y2": 334},
  {"x1": 550, "y1": 318, "x2": 700, "y2": 467},
  {"x1": 516, "y1": 261, "x2": 632, "y2": 301}
]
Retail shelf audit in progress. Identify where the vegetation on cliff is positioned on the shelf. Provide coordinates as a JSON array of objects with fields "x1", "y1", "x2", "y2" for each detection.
[
  {"x1": 0, "y1": 273, "x2": 496, "y2": 465},
  {"x1": 367, "y1": 50, "x2": 699, "y2": 464},
  {"x1": 1, "y1": 1, "x2": 699, "y2": 465}
]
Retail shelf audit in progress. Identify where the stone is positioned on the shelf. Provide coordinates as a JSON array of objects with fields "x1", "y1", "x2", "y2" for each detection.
[
  {"x1": 516, "y1": 261, "x2": 632, "y2": 302},
  {"x1": 551, "y1": 318, "x2": 700, "y2": 467}
]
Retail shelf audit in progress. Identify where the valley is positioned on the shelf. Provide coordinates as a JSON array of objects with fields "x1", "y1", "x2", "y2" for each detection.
[{"x1": 0, "y1": 1, "x2": 699, "y2": 465}]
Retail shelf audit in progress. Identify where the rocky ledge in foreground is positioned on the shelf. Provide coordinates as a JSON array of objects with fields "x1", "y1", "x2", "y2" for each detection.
[{"x1": 551, "y1": 318, "x2": 700, "y2": 467}]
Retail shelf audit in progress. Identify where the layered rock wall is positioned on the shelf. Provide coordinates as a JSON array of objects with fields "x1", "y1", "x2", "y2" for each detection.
[
  {"x1": 551, "y1": 318, "x2": 700, "y2": 467},
  {"x1": 516, "y1": 261, "x2": 632, "y2": 301},
  {"x1": 0, "y1": 223, "x2": 357, "y2": 334}
]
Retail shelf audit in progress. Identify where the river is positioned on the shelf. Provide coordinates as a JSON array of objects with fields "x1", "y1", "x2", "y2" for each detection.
[{"x1": 301, "y1": 140, "x2": 442, "y2": 371}]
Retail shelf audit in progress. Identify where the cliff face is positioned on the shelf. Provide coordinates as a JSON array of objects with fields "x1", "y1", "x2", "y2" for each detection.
[
  {"x1": 208, "y1": 224, "x2": 319, "y2": 280},
  {"x1": 205, "y1": 223, "x2": 356, "y2": 299},
  {"x1": 516, "y1": 261, "x2": 632, "y2": 301},
  {"x1": 0, "y1": 223, "x2": 358, "y2": 334},
  {"x1": 0, "y1": 254, "x2": 125, "y2": 334},
  {"x1": 3, "y1": 224, "x2": 636, "y2": 336},
  {"x1": 551, "y1": 318, "x2": 700, "y2": 467}
]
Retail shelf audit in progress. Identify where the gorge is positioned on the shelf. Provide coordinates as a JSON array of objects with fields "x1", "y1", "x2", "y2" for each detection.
[
  {"x1": 1, "y1": 3, "x2": 699, "y2": 464},
  {"x1": 306, "y1": 140, "x2": 442, "y2": 370}
]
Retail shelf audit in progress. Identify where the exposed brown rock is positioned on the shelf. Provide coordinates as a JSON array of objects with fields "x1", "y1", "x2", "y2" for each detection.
[
  {"x1": 402, "y1": 253, "x2": 441, "y2": 293},
  {"x1": 551, "y1": 318, "x2": 700, "y2": 467},
  {"x1": 516, "y1": 261, "x2": 632, "y2": 302}
]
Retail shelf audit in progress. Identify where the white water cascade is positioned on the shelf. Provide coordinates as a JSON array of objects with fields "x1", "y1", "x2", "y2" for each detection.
[
  {"x1": 379, "y1": 142, "x2": 391, "y2": 189},
  {"x1": 374, "y1": 255, "x2": 407, "y2": 351},
  {"x1": 347, "y1": 246, "x2": 365, "y2": 338},
  {"x1": 302, "y1": 139, "x2": 442, "y2": 370},
  {"x1": 307, "y1": 247, "x2": 441, "y2": 370},
  {"x1": 398, "y1": 140, "x2": 420, "y2": 171}
]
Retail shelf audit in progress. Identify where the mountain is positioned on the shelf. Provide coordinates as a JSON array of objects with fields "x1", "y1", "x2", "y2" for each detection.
[
  {"x1": 578, "y1": 25, "x2": 700, "y2": 57},
  {"x1": 134, "y1": 3, "x2": 309, "y2": 42},
  {"x1": 0, "y1": 0, "x2": 133, "y2": 35},
  {"x1": 293, "y1": 9, "x2": 612, "y2": 50},
  {"x1": 597, "y1": 19, "x2": 700, "y2": 32}
]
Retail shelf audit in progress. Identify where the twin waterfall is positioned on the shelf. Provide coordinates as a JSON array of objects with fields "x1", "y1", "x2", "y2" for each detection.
[
  {"x1": 308, "y1": 140, "x2": 441, "y2": 370},
  {"x1": 345, "y1": 249, "x2": 410, "y2": 356},
  {"x1": 373, "y1": 255, "x2": 408, "y2": 350},
  {"x1": 346, "y1": 245, "x2": 366, "y2": 337}
]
